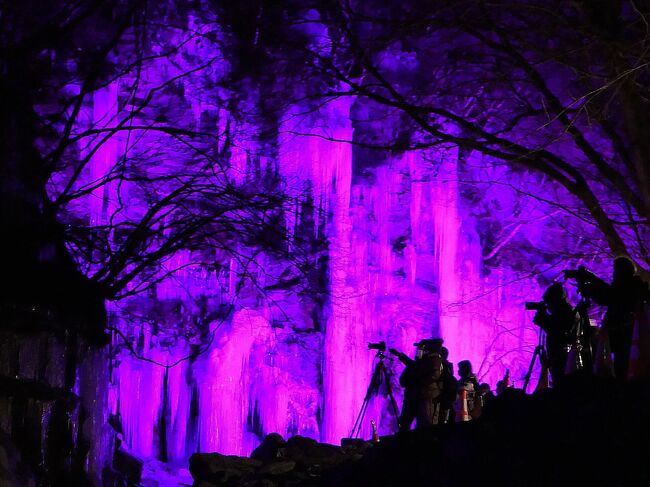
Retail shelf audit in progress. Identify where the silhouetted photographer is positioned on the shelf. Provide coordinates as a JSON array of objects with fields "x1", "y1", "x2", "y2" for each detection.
[
  {"x1": 390, "y1": 339, "x2": 448, "y2": 430},
  {"x1": 530, "y1": 283, "x2": 580, "y2": 386},
  {"x1": 565, "y1": 257, "x2": 650, "y2": 379}
]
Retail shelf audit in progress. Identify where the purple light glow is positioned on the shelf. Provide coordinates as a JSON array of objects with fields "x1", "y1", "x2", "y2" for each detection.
[
  {"x1": 6, "y1": 3, "x2": 648, "y2": 485},
  {"x1": 60, "y1": 19, "x2": 548, "y2": 464},
  {"x1": 102, "y1": 97, "x2": 540, "y2": 460}
]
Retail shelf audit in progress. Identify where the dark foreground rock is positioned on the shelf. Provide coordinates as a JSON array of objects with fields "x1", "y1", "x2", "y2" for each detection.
[
  {"x1": 112, "y1": 448, "x2": 143, "y2": 485},
  {"x1": 190, "y1": 434, "x2": 371, "y2": 486},
  {"x1": 190, "y1": 375, "x2": 650, "y2": 487},
  {"x1": 0, "y1": 429, "x2": 36, "y2": 487}
]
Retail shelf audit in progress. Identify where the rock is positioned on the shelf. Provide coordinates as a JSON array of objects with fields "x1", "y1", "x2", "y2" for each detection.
[
  {"x1": 285, "y1": 435, "x2": 317, "y2": 449},
  {"x1": 259, "y1": 460, "x2": 296, "y2": 475},
  {"x1": 113, "y1": 448, "x2": 143, "y2": 484},
  {"x1": 189, "y1": 453, "x2": 262, "y2": 482},
  {"x1": 0, "y1": 444, "x2": 9, "y2": 473},
  {"x1": 340, "y1": 438, "x2": 366, "y2": 448},
  {"x1": 250, "y1": 433, "x2": 287, "y2": 463},
  {"x1": 341, "y1": 452, "x2": 364, "y2": 462},
  {"x1": 0, "y1": 431, "x2": 36, "y2": 487},
  {"x1": 283, "y1": 436, "x2": 348, "y2": 472},
  {"x1": 242, "y1": 480, "x2": 277, "y2": 487},
  {"x1": 340, "y1": 439, "x2": 373, "y2": 459},
  {"x1": 189, "y1": 435, "x2": 365, "y2": 486},
  {"x1": 206, "y1": 468, "x2": 247, "y2": 485}
]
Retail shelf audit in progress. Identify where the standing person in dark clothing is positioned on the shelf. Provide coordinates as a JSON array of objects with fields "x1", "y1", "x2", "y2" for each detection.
[
  {"x1": 533, "y1": 283, "x2": 579, "y2": 386},
  {"x1": 576, "y1": 257, "x2": 650, "y2": 380},
  {"x1": 457, "y1": 360, "x2": 479, "y2": 390},
  {"x1": 390, "y1": 339, "x2": 446, "y2": 430},
  {"x1": 495, "y1": 379, "x2": 508, "y2": 396},
  {"x1": 472, "y1": 383, "x2": 494, "y2": 418},
  {"x1": 457, "y1": 360, "x2": 480, "y2": 413},
  {"x1": 441, "y1": 347, "x2": 453, "y2": 377},
  {"x1": 439, "y1": 347, "x2": 458, "y2": 424}
]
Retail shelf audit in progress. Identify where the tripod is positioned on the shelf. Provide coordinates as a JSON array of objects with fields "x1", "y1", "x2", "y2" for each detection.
[
  {"x1": 574, "y1": 296, "x2": 593, "y2": 371},
  {"x1": 349, "y1": 350, "x2": 401, "y2": 439},
  {"x1": 523, "y1": 329, "x2": 547, "y2": 393}
]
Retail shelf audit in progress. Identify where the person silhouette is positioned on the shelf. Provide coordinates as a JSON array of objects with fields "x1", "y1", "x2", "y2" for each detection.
[
  {"x1": 580, "y1": 257, "x2": 650, "y2": 379},
  {"x1": 533, "y1": 283, "x2": 580, "y2": 386},
  {"x1": 390, "y1": 339, "x2": 446, "y2": 430}
]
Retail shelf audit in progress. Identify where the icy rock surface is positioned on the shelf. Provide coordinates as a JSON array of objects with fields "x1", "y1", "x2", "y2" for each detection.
[
  {"x1": 63, "y1": 13, "x2": 561, "y2": 465},
  {"x1": 105, "y1": 100, "x2": 543, "y2": 462}
]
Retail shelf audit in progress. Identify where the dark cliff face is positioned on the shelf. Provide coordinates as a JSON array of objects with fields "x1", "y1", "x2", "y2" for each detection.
[
  {"x1": 0, "y1": 1, "x2": 119, "y2": 344},
  {"x1": 0, "y1": 6, "x2": 113, "y2": 476},
  {"x1": 0, "y1": 330, "x2": 113, "y2": 486}
]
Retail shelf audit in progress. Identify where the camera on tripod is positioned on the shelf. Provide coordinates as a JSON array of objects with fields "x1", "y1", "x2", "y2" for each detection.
[
  {"x1": 349, "y1": 340, "x2": 400, "y2": 439},
  {"x1": 562, "y1": 266, "x2": 594, "y2": 297},
  {"x1": 562, "y1": 266, "x2": 590, "y2": 282},
  {"x1": 524, "y1": 301, "x2": 546, "y2": 311},
  {"x1": 368, "y1": 341, "x2": 386, "y2": 352}
]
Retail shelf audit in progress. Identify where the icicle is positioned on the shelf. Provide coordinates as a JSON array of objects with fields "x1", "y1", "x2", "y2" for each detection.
[
  {"x1": 196, "y1": 309, "x2": 260, "y2": 455},
  {"x1": 116, "y1": 348, "x2": 165, "y2": 458},
  {"x1": 166, "y1": 349, "x2": 191, "y2": 464},
  {"x1": 431, "y1": 149, "x2": 462, "y2": 360},
  {"x1": 89, "y1": 83, "x2": 120, "y2": 227}
]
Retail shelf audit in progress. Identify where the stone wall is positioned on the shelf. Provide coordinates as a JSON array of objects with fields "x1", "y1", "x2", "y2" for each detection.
[{"x1": 0, "y1": 326, "x2": 113, "y2": 486}]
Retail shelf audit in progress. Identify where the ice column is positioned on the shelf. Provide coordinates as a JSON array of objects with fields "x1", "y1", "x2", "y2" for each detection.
[
  {"x1": 196, "y1": 309, "x2": 270, "y2": 455},
  {"x1": 115, "y1": 340, "x2": 165, "y2": 458},
  {"x1": 88, "y1": 83, "x2": 120, "y2": 227},
  {"x1": 310, "y1": 99, "x2": 375, "y2": 444},
  {"x1": 165, "y1": 349, "x2": 191, "y2": 464},
  {"x1": 430, "y1": 150, "x2": 463, "y2": 360}
]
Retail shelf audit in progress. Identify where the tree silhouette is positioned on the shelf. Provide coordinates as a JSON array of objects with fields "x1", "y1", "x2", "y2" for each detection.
[{"x1": 291, "y1": 0, "x2": 649, "y2": 273}]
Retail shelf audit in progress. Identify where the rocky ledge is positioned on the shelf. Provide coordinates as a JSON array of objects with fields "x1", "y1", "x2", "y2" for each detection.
[
  {"x1": 190, "y1": 375, "x2": 650, "y2": 487},
  {"x1": 189, "y1": 434, "x2": 371, "y2": 486}
]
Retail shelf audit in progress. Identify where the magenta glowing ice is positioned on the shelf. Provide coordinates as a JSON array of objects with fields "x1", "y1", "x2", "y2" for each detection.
[
  {"x1": 54, "y1": 15, "x2": 562, "y2": 465},
  {"x1": 100, "y1": 96, "x2": 540, "y2": 460}
]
